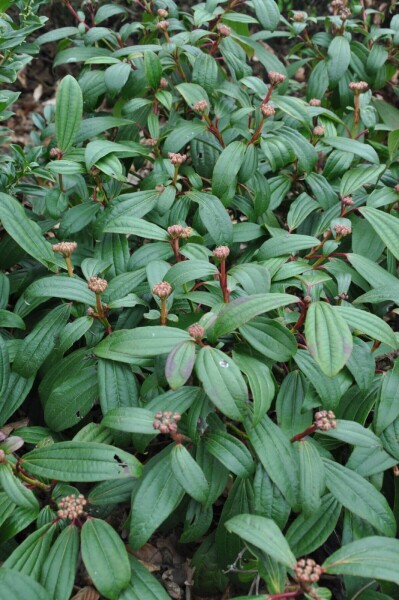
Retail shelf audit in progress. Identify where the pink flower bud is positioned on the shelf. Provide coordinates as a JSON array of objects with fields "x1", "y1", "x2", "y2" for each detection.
[
  {"x1": 268, "y1": 71, "x2": 286, "y2": 85},
  {"x1": 213, "y1": 245, "x2": 230, "y2": 260},
  {"x1": 152, "y1": 281, "x2": 172, "y2": 298},
  {"x1": 260, "y1": 104, "x2": 276, "y2": 117},
  {"x1": 87, "y1": 276, "x2": 108, "y2": 294}
]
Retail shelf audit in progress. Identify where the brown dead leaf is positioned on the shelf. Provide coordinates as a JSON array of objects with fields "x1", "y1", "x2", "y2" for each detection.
[
  {"x1": 70, "y1": 587, "x2": 100, "y2": 600},
  {"x1": 132, "y1": 542, "x2": 162, "y2": 569}
]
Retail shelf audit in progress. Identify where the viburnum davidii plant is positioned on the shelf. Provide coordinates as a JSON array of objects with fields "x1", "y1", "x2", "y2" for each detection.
[{"x1": 1, "y1": 0, "x2": 399, "y2": 598}]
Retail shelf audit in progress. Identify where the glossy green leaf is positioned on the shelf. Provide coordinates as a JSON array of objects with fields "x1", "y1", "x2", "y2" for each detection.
[
  {"x1": 21, "y1": 442, "x2": 142, "y2": 481},
  {"x1": 195, "y1": 347, "x2": 248, "y2": 421},
  {"x1": 212, "y1": 141, "x2": 246, "y2": 203},
  {"x1": 0, "y1": 569, "x2": 51, "y2": 600},
  {"x1": 327, "y1": 36, "x2": 351, "y2": 85},
  {"x1": 240, "y1": 316, "x2": 298, "y2": 362},
  {"x1": 323, "y1": 537, "x2": 399, "y2": 583},
  {"x1": 40, "y1": 525, "x2": 79, "y2": 600},
  {"x1": 0, "y1": 464, "x2": 39, "y2": 510},
  {"x1": 81, "y1": 518, "x2": 131, "y2": 600},
  {"x1": 319, "y1": 419, "x2": 382, "y2": 448},
  {"x1": 171, "y1": 444, "x2": 209, "y2": 504},
  {"x1": 186, "y1": 190, "x2": 234, "y2": 246},
  {"x1": 213, "y1": 293, "x2": 298, "y2": 338},
  {"x1": 305, "y1": 301, "x2": 353, "y2": 376},
  {"x1": 165, "y1": 340, "x2": 196, "y2": 389},
  {"x1": 323, "y1": 137, "x2": 379, "y2": 164},
  {"x1": 94, "y1": 327, "x2": 191, "y2": 362},
  {"x1": 340, "y1": 165, "x2": 385, "y2": 196},
  {"x1": 359, "y1": 206, "x2": 399, "y2": 260},
  {"x1": 323, "y1": 458, "x2": 396, "y2": 536},
  {"x1": 165, "y1": 260, "x2": 218, "y2": 288},
  {"x1": 225, "y1": 514, "x2": 296, "y2": 568},
  {"x1": 334, "y1": 305, "x2": 398, "y2": 349},
  {"x1": 296, "y1": 440, "x2": 325, "y2": 515},
  {"x1": 102, "y1": 407, "x2": 156, "y2": 434},
  {"x1": 55, "y1": 75, "x2": 83, "y2": 152},
  {"x1": 3, "y1": 522, "x2": 56, "y2": 578},
  {"x1": 233, "y1": 352, "x2": 274, "y2": 425},
  {"x1": 119, "y1": 555, "x2": 170, "y2": 600},
  {"x1": 204, "y1": 431, "x2": 255, "y2": 478}
]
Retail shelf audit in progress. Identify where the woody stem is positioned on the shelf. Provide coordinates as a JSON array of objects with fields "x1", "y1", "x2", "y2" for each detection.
[
  {"x1": 290, "y1": 424, "x2": 317, "y2": 443},
  {"x1": 160, "y1": 298, "x2": 168, "y2": 326}
]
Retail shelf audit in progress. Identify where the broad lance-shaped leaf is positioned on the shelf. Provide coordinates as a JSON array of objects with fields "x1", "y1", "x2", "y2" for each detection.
[
  {"x1": 0, "y1": 334, "x2": 10, "y2": 398},
  {"x1": 171, "y1": 444, "x2": 209, "y2": 504},
  {"x1": 359, "y1": 206, "x2": 399, "y2": 260},
  {"x1": 0, "y1": 569, "x2": 51, "y2": 600},
  {"x1": 212, "y1": 141, "x2": 246, "y2": 204},
  {"x1": 102, "y1": 407, "x2": 157, "y2": 434},
  {"x1": 119, "y1": 555, "x2": 171, "y2": 600},
  {"x1": 25, "y1": 276, "x2": 96, "y2": 305},
  {"x1": 375, "y1": 360, "x2": 399, "y2": 434},
  {"x1": 233, "y1": 352, "x2": 275, "y2": 426},
  {"x1": 0, "y1": 193, "x2": 61, "y2": 271},
  {"x1": 3, "y1": 522, "x2": 56, "y2": 578},
  {"x1": 322, "y1": 458, "x2": 396, "y2": 536},
  {"x1": 195, "y1": 347, "x2": 248, "y2": 421},
  {"x1": 165, "y1": 340, "x2": 196, "y2": 389},
  {"x1": 186, "y1": 191, "x2": 234, "y2": 246},
  {"x1": 204, "y1": 431, "x2": 255, "y2": 479},
  {"x1": 323, "y1": 537, "x2": 399, "y2": 583},
  {"x1": 305, "y1": 301, "x2": 353, "y2": 377},
  {"x1": 94, "y1": 327, "x2": 192, "y2": 362},
  {"x1": 81, "y1": 518, "x2": 131, "y2": 600},
  {"x1": 225, "y1": 514, "x2": 296, "y2": 568},
  {"x1": 55, "y1": 75, "x2": 83, "y2": 152},
  {"x1": 297, "y1": 440, "x2": 325, "y2": 516},
  {"x1": 213, "y1": 293, "x2": 298, "y2": 338},
  {"x1": 21, "y1": 441, "x2": 142, "y2": 481},
  {"x1": 318, "y1": 419, "x2": 382, "y2": 448},
  {"x1": 40, "y1": 525, "x2": 79, "y2": 600},
  {"x1": 334, "y1": 305, "x2": 398, "y2": 349}
]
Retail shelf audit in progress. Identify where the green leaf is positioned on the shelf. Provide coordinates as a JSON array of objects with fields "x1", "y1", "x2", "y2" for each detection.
[
  {"x1": 118, "y1": 555, "x2": 171, "y2": 600},
  {"x1": 171, "y1": 444, "x2": 209, "y2": 504},
  {"x1": 359, "y1": 206, "x2": 399, "y2": 260},
  {"x1": 165, "y1": 260, "x2": 218, "y2": 288},
  {"x1": 252, "y1": 0, "x2": 280, "y2": 30},
  {"x1": 130, "y1": 450, "x2": 185, "y2": 550},
  {"x1": 327, "y1": 36, "x2": 351, "y2": 85},
  {"x1": 245, "y1": 414, "x2": 298, "y2": 508},
  {"x1": 102, "y1": 407, "x2": 156, "y2": 434},
  {"x1": 165, "y1": 340, "x2": 196, "y2": 389},
  {"x1": 40, "y1": 525, "x2": 79, "y2": 600},
  {"x1": 340, "y1": 165, "x2": 385, "y2": 196},
  {"x1": 348, "y1": 252, "x2": 399, "y2": 294},
  {"x1": 375, "y1": 360, "x2": 399, "y2": 434},
  {"x1": 323, "y1": 537, "x2": 399, "y2": 583},
  {"x1": 104, "y1": 216, "x2": 168, "y2": 240},
  {"x1": 258, "y1": 233, "x2": 319, "y2": 259},
  {"x1": 144, "y1": 51, "x2": 162, "y2": 88},
  {"x1": 0, "y1": 193, "x2": 59, "y2": 270},
  {"x1": 0, "y1": 335, "x2": 9, "y2": 398},
  {"x1": 98, "y1": 360, "x2": 139, "y2": 413},
  {"x1": 176, "y1": 82, "x2": 209, "y2": 107},
  {"x1": 0, "y1": 569, "x2": 51, "y2": 600},
  {"x1": 186, "y1": 191, "x2": 234, "y2": 246},
  {"x1": 294, "y1": 349, "x2": 344, "y2": 409},
  {"x1": 195, "y1": 347, "x2": 248, "y2": 421},
  {"x1": 213, "y1": 293, "x2": 298, "y2": 338},
  {"x1": 0, "y1": 310, "x2": 25, "y2": 330},
  {"x1": 21, "y1": 442, "x2": 142, "y2": 481},
  {"x1": 163, "y1": 121, "x2": 206, "y2": 154},
  {"x1": 319, "y1": 419, "x2": 382, "y2": 448},
  {"x1": 13, "y1": 304, "x2": 71, "y2": 378},
  {"x1": 212, "y1": 141, "x2": 246, "y2": 204},
  {"x1": 233, "y1": 353, "x2": 274, "y2": 425},
  {"x1": 305, "y1": 301, "x2": 353, "y2": 376},
  {"x1": 322, "y1": 458, "x2": 396, "y2": 536},
  {"x1": 225, "y1": 514, "x2": 296, "y2": 568},
  {"x1": 0, "y1": 464, "x2": 39, "y2": 510},
  {"x1": 323, "y1": 137, "x2": 379, "y2": 164},
  {"x1": 3, "y1": 522, "x2": 56, "y2": 578},
  {"x1": 104, "y1": 62, "x2": 131, "y2": 94},
  {"x1": 81, "y1": 518, "x2": 131, "y2": 600},
  {"x1": 25, "y1": 276, "x2": 96, "y2": 306},
  {"x1": 204, "y1": 432, "x2": 255, "y2": 478},
  {"x1": 346, "y1": 338, "x2": 375, "y2": 391},
  {"x1": 55, "y1": 75, "x2": 83, "y2": 152},
  {"x1": 286, "y1": 493, "x2": 341, "y2": 557},
  {"x1": 240, "y1": 317, "x2": 297, "y2": 362},
  {"x1": 296, "y1": 440, "x2": 325, "y2": 515},
  {"x1": 94, "y1": 327, "x2": 191, "y2": 362},
  {"x1": 334, "y1": 306, "x2": 398, "y2": 349}
]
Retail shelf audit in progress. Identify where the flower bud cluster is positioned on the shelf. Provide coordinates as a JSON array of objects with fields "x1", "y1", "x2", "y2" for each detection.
[
  {"x1": 394, "y1": 184, "x2": 399, "y2": 193},
  {"x1": 340, "y1": 7, "x2": 351, "y2": 20},
  {"x1": 52, "y1": 241, "x2": 77, "y2": 257},
  {"x1": 309, "y1": 98, "x2": 321, "y2": 107},
  {"x1": 167, "y1": 224, "x2": 192, "y2": 239},
  {"x1": 349, "y1": 81, "x2": 368, "y2": 93},
  {"x1": 295, "y1": 558, "x2": 323, "y2": 584},
  {"x1": 293, "y1": 12, "x2": 306, "y2": 21},
  {"x1": 168, "y1": 152, "x2": 187, "y2": 165},
  {"x1": 193, "y1": 99, "x2": 209, "y2": 112},
  {"x1": 260, "y1": 104, "x2": 275, "y2": 117},
  {"x1": 49, "y1": 147, "x2": 63, "y2": 159},
  {"x1": 268, "y1": 71, "x2": 286, "y2": 85},
  {"x1": 142, "y1": 137, "x2": 158, "y2": 147},
  {"x1": 87, "y1": 276, "x2": 108, "y2": 294},
  {"x1": 342, "y1": 196, "x2": 354, "y2": 205},
  {"x1": 156, "y1": 20, "x2": 169, "y2": 30},
  {"x1": 313, "y1": 126, "x2": 325, "y2": 136},
  {"x1": 57, "y1": 494, "x2": 87, "y2": 520},
  {"x1": 188, "y1": 323, "x2": 205, "y2": 340},
  {"x1": 153, "y1": 411, "x2": 181, "y2": 433},
  {"x1": 152, "y1": 281, "x2": 172, "y2": 298},
  {"x1": 217, "y1": 23, "x2": 231, "y2": 36},
  {"x1": 213, "y1": 245, "x2": 230, "y2": 260},
  {"x1": 160, "y1": 78, "x2": 168, "y2": 89},
  {"x1": 334, "y1": 223, "x2": 352, "y2": 236},
  {"x1": 157, "y1": 8, "x2": 168, "y2": 17},
  {"x1": 331, "y1": 0, "x2": 344, "y2": 8},
  {"x1": 314, "y1": 410, "x2": 337, "y2": 431}
]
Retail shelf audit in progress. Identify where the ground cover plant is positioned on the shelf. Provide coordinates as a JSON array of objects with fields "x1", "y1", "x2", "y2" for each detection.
[{"x1": 1, "y1": 0, "x2": 399, "y2": 598}]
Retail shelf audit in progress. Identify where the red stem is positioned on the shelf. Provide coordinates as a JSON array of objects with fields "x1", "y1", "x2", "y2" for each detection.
[
  {"x1": 291, "y1": 424, "x2": 317, "y2": 443},
  {"x1": 64, "y1": 1, "x2": 90, "y2": 30},
  {"x1": 269, "y1": 591, "x2": 301, "y2": 599}
]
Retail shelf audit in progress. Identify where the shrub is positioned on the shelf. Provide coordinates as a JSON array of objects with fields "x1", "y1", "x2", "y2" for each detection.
[{"x1": 1, "y1": 0, "x2": 399, "y2": 598}]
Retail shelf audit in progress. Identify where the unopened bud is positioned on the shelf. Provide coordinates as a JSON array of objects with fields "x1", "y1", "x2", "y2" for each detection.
[
  {"x1": 168, "y1": 152, "x2": 187, "y2": 165},
  {"x1": 156, "y1": 20, "x2": 169, "y2": 30},
  {"x1": 314, "y1": 410, "x2": 337, "y2": 431},
  {"x1": 217, "y1": 23, "x2": 231, "y2": 36},
  {"x1": 160, "y1": 78, "x2": 168, "y2": 89},
  {"x1": 260, "y1": 104, "x2": 276, "y2": 117},
  {"x1": 294, "y1": 558, "x2": 323, "y2": 584},
  {"x1": 153, "y1": 410, "x2": 181, "y2": 434},
  {"x1": 394, "y1": 184, "x2": 399, "y2": 193},
  {"x1": 193, "y1": 99, "x2": 208, "y2": 113},
  {"x1": 87, "y1": 276, "x2": 108, "y2": 294},
  {"x1": 340, "y1": 7, "x2": 351, "y2": 19},
  {"x1": 180, "y1": 227, "x2": 192, "y2": 239},
  {"x1": 157, "y1": 8, "x2": 168, "y2": 17},
  {"x1": 309, "y1": 98, "x2": 321, "y2": 106},
  {"x1": 152, "y1": 281, "x2": 172, "y2": 298},
  {"x1": 292, "y1": 11, "x2": 306, "y2": 21},
  {"x1": 313, "y1": 126, "x2": 325, "y2": 136},
  {"x1": 188, "y1": 323, "x2": 205, "y2": 340},
  {"x1": 268, "y1": 71, "x2": 286, "y2": 85},
  {"x1": 50, "y1": 147, "x2": 63, "y2": 159},
  {"x1": 168, "y1": 224, "x2": 184, "y2": 239},
  {"x1": 213, "y1": 245, "x2": 230, "y2": 260},
  {"x1": 52, "y1": 241, "x2": 77, "y2": 257},
  {"x1": 334, "y1": 223, "x2": 352, "y2": 237},
  {"x1": 342, "y1": 195, "x2": 354, "y2": 205},
  {"x1": 349, "y1": 81, "x2": 368, "y2": 93}
]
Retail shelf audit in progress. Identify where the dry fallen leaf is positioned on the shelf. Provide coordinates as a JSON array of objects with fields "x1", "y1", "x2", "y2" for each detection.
[{"x1": 70, "y1": 586, "x2": 100, "y2": 600}]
